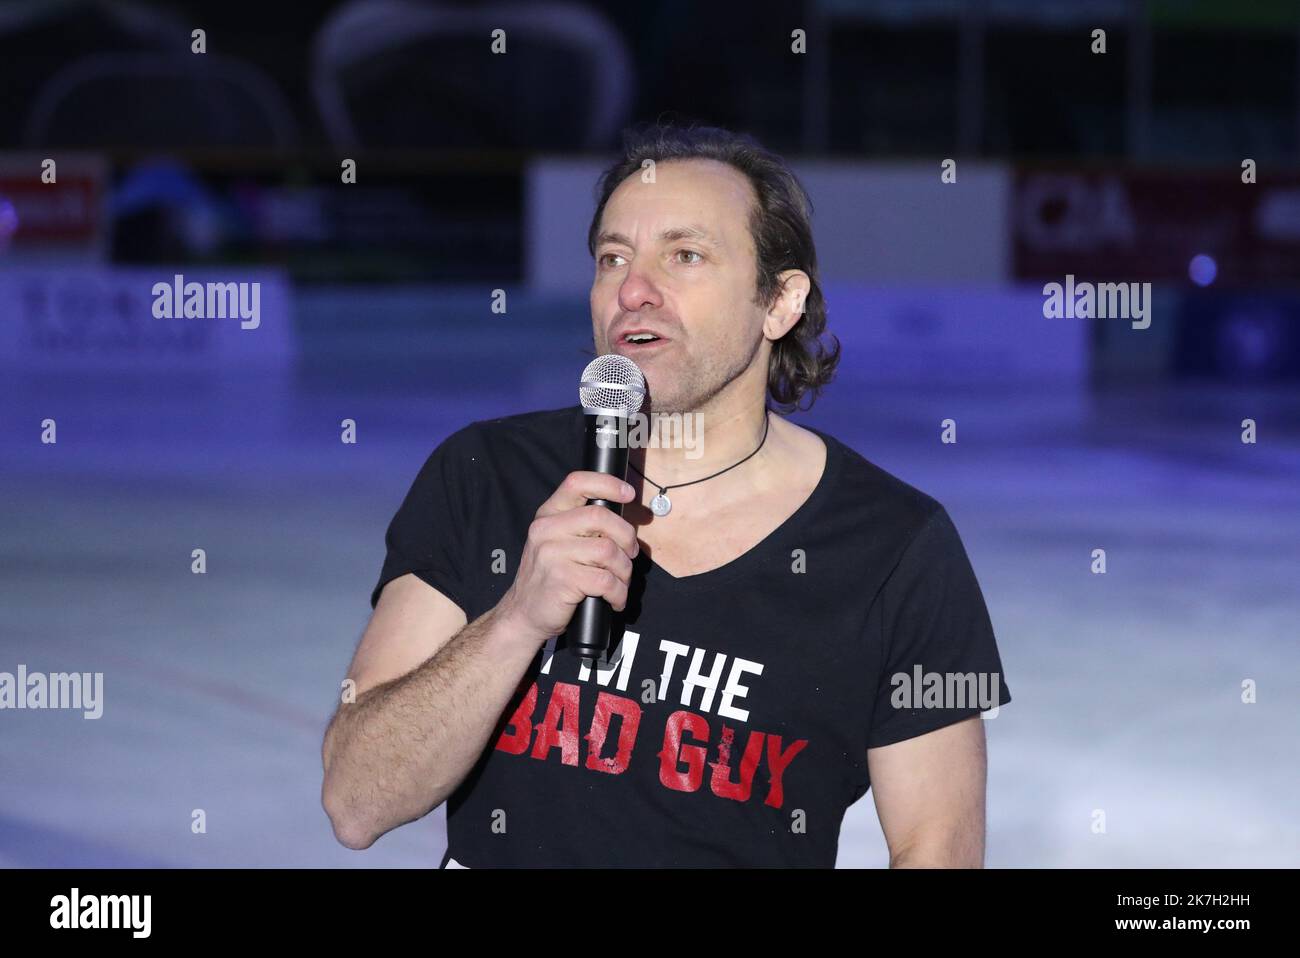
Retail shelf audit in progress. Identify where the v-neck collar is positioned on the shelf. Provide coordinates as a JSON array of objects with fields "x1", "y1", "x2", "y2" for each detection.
[
  {"x1": 640, "y1": 424, "x2": 841, "y2": 593},
  {"x1": 566, "y1": 406, "x2": 842, "y2": 594}
]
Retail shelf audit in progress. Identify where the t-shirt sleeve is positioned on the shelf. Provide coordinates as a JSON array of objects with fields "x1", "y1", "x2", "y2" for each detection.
[
  {"x1": 369, "y1": 427, "x2": 476, "y2": 613},
  {"x1": 866, "y1": 504, "x2": 1011, "y2": 749}
]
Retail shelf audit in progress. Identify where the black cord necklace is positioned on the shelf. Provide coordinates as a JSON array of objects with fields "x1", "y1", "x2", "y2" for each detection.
[{"x1": 627, "y1": 409, "x2": 771, "y2": 517}]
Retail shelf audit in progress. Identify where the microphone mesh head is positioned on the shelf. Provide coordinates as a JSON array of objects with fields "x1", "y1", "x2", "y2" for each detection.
[{"x1": 579, "y1": 354, "x2": 646, "y2": 417}]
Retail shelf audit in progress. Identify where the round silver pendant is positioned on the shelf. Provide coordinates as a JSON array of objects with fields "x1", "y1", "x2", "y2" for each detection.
[{"x1": 650, "y1": 493, "x2": 672, "y2": 517}]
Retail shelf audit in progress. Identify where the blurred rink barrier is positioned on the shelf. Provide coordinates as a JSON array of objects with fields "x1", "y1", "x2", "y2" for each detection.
[
  {"x1": 0, "y1": 266, "x2": 295, "y2": 373},
  {"x1": 0, "y1": 264, "x2": 296, "y2": 476},
  {"x1": 2, "y1": 149, "x2": 1298, "y2": 477}
]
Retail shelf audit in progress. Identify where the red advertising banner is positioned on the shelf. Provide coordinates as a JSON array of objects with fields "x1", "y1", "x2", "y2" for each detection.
[
  {"x1": 0, "y1": 153, "x2": 107, "y2": 259},
  {"x1": 1011, "y1": 167, "x2": 1300, "y2": 287}
]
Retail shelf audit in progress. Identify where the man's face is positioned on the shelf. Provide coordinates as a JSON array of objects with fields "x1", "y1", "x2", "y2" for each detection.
[{"x1": 590, "y1": 158, "x2": 768, "y2": 415}]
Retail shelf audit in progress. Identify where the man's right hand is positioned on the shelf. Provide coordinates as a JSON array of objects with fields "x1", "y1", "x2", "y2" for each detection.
[{"x1": 497, "y1": 471, "x2": 640, "y2": 646}]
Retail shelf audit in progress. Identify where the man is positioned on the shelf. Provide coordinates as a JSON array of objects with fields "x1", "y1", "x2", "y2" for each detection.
[{"x1": 321, "y1": 122, "x2": 1011, "y2": 868}]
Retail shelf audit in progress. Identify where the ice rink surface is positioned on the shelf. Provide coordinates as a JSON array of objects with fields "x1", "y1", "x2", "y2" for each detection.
[{"x1": 2, "y1": 360, "x2": 1297, "y2": 868}]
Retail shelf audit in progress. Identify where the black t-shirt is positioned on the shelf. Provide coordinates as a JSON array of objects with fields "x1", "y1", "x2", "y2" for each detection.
[{"x1": 371, "y1": 405, "x2": 1012, "y2": 868}]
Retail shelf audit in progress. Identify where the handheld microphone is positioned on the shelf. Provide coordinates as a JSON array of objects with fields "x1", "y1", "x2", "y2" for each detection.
[{"x1": 569, "y1": 354, "x2": 646, "y2": 662}]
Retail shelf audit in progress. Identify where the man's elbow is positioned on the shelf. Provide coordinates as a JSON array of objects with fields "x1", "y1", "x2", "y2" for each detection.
[
  {"x1": 322, "y1": 777, "x2": 379, "y2": 850},
  {"x1": 330, "y1": 816, "x2": 379, "y2": 852}
]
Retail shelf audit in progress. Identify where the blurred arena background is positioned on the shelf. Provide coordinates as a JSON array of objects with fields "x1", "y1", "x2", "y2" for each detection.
[{"x1": 0, "y1": 0, "x2": 1297, "y2": 867}]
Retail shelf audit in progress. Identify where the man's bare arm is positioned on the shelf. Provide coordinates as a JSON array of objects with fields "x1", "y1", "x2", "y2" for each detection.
[
  {"x1": 867, "y1": 715, "x2": 989, "y2": 868},
  {"x1": 321, "y1": 574, "x2": 545, "y2": 850},
  {"x1": 321, "y1": 471, "x2": 640, "y2": 852}
]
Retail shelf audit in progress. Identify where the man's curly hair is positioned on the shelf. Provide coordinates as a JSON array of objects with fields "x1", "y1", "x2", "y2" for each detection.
[{"x1": 587, "y1": 120, "x2": 841, "y2": 414}]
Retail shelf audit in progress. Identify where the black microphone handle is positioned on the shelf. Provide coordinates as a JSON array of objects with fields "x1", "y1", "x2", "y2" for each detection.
[{"x1": 569, "y1": 412, "x2": 631, "y2": 660}]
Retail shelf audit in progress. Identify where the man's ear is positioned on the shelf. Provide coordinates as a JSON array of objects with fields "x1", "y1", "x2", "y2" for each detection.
[{"x1": 763, "y1": 270, "x2": 812, "y2": 341}]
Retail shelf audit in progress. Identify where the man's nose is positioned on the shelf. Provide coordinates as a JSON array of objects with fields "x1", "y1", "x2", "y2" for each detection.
[{"x1": 617, "y1": 260, "x2": 664, "y2": 312}]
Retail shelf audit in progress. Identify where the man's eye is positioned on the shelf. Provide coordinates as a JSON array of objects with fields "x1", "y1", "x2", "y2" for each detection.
[
  {"x1": 676, "y1": 249, "x2": 703, "y2": 265},
  {"x1": 599, "y1": 253, "x2": 625, "y2": 268}
]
